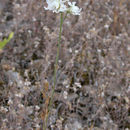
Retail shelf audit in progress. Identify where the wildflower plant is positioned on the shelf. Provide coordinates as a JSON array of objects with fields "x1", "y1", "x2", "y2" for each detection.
[{"x1": 44, "y1": 0, "x2": 81, "y2": 129}]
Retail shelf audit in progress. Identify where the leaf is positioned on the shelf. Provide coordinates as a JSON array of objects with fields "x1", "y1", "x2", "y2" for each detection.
[{"x1": 0, "y1": 32, "x2": 14, "y2": 49}]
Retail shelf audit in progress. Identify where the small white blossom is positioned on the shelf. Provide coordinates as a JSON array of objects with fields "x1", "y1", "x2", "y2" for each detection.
[
  {"x1": 35, "y1": 105, "x2": 40, "y2": 111},
  {"x1": 63, "y1": 91, "x2": 68, "y2": 99},
  {"x1": 44, "y1": 0, "x2": 68, "y2": 13},
  {"x1": 75, "y1": 82, "x2": 82, "y2": 88},
  {"x1": 15, "y1": 93, "x2": 23, "y2": 98},
  {"x1": 0, "y1": 106, "x2": 8, "y2": 113},
  {"x1": 24, "y1": 81, "x2": 31, "y2": 86},
  {"x1": 35, "y1": 124, "x2": 40, "y2": 128},
  {"x1": 75, "y1": 50, "x2": 79, "y2": 54},
  {"x1": 63, "y1": 80, "x2": 68, "y2": 85},
  {"x1": 26, "y1": 106, "x2": 33, "y2": 115},
  {"x1": 68, "y1": 2, "x2": 82, "y2": 15},
  {"x1": 8, "y1": 98, "x2": 13, "y2": 105},
  {"x1": 65, "y1": 85, "x2": 69, "y2": 88},
  {"x1": 104, "y1": 24, "x2": 109, "y2": 29},
  {"x1": 18, "y1": 104, "x2": 24, "y2": 108},
  {"x1": 2, "y1": 119, "x2": 8, "y2": 122},
  {"x1": 69, "y1": 48, "x2": 72, "y2": 53},
  {"x1": 58, "y1": 60, "x2": 62, "y2": 63},
  {"x1": 101, "y1": 92, "x2": 104, "y2": 97}
]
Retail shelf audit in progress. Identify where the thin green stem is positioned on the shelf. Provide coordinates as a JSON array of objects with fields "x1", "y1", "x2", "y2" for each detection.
[
  {"x1": 63, "y1": 12, "x2": 68, "y2": 22},
  {"x1": 43, "y1": 12, "x2": 64, "y2": 130}
]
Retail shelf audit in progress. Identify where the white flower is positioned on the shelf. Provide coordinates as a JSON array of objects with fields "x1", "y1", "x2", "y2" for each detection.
[
  {"x1": 74, "y1": 82, "x2": 82, "y2": 88},
  {"x1": 44, "y1": 0, "x2": 68, "y2": 13},
  {"x1": 18, "y1": 104, "x2": 24, "y2": 108},
  {"x1": 68, "y1": 2, "x2": 82, "y2": 15},
  {"x1": 0, "y1": 106, "x2": 8, "y2": 113},
  {"x1": 35, "y1": 105, "x2": 40, "y2": 111},
  {"x1": 44, "y1": 0, "x2": 82, "y2": 15},
  {"x1": 15, "y1": 93, "x2": 23, "y2": 98},
  {"x1": 8, "y1": 98, "x2": 13, "y2": 105},
  {"x1": 63, "y1": 91, "x2": 68, "y2": 99}
]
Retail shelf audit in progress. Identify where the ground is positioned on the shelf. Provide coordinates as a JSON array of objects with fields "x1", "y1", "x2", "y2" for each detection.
[{"x1": 0, "y1": 0, "x2": 130, "y2": 130}]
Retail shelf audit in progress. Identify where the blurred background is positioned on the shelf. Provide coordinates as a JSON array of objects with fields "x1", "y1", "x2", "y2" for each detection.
[{"x1": 0, "y1": 0, "x2": 129, "y2": 129}]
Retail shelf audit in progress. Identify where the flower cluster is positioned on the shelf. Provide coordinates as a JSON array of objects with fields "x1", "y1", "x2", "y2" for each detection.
[{"x1": 44, "y1": 0, "x2": 82, "y2": 15}]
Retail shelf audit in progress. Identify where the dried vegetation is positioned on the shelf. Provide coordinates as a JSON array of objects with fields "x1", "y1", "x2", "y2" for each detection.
[{"x1": 0, "y1": 0, "x2": 130, "y2": 129}]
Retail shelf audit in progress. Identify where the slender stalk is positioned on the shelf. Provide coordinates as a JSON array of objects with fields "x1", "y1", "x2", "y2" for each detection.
[
  {"x1": 43, "y1": 12, "x2": 64, "y2": 130},
  {"x1": 63, "y1": 12, "x2": 68, "y2": 22}
]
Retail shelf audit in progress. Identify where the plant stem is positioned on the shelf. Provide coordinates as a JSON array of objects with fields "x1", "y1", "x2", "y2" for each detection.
[
  {"x1": 63, "y1": 12, "x2": 68, "y2": 22},
  {"x1": 43, "y1": 12, "x2": 64, "y2": 130}
]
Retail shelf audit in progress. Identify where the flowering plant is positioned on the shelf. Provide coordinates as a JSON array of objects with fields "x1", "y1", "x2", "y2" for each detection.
[{"x1": 43, "y1": 0, "x2": 81, "y2": 129}]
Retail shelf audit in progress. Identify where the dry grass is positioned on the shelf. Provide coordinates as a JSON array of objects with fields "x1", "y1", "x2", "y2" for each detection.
[{"x1": 0, "y1": 0, "x2": 129, "y2": 129}]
